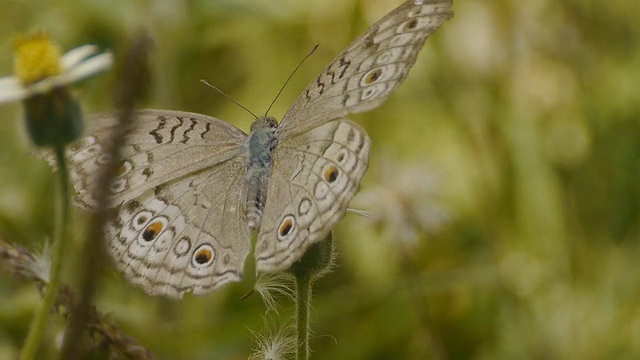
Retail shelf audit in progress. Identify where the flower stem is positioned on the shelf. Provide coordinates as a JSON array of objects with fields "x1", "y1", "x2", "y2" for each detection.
[
  {"x1": 288, "y1": 233, "x2": 334, "y2": 360},
  {"x1": 20, "y1": 144, "x2": 70, "y2": 360},
  {"x1": 295, "y1": 273, "x2": 312, "y2": 360}
]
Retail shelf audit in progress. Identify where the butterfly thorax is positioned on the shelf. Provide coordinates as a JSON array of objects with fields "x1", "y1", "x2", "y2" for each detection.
[{"x1": 245, "y1": 116, "x2": 278, "y2": 229}]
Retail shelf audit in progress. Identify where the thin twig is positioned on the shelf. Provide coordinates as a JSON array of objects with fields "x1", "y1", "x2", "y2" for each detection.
[{"x1": 60, "y1": 31, "x2": 153, "y2": 359}]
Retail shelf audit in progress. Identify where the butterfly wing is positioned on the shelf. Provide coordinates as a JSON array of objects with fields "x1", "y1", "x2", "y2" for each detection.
[
  {"x1": 62, "y1": 110, "x2": 251, "y2": 298},
  {"x1": 109, "y1": 157, "x2": 250, "y2": 299},
  {"x1": 66, "y1": 110, "x2": 248, "y2": 209},
  {"x1": 277, "y1": 0, "x2": 454, "y2": 138},
  {"x1": 255, "y1": 119, "x2": 370, "y2": 272}
]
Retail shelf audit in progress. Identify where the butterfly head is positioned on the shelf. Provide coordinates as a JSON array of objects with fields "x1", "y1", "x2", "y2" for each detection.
[{"x1": 250, "y1": 116, "x2": 278, "y2": 132}]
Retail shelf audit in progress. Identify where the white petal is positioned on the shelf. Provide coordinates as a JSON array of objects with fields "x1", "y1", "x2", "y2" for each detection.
[
  {"x1": 61, "y1": 44, "x2": 99, "y2": 69},
  {"x1": 0, "y1": 76, "x2": 28, "y2": 103},
  {"x1": 0, "y1": 76, "x2": 21, "y2": 89},
  {"x1": 64, "y1": 52, "x2": 113, "y2": 83},
  {"x1": 0, "y1": 87, "x2": 28, "y2": 103},
  {"x1": 23, "y1": 79, "x2": 56, "y2": 96}
]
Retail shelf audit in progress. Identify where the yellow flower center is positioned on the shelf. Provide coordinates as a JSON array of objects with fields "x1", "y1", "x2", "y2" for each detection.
[{"x1": 13, "y1": 31, "x2": 63, "y2": 85}]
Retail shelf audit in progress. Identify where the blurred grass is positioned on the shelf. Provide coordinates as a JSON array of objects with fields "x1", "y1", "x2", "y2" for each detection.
[{"x1": 1, "y1": 0, "x2": 639, "y2": 359}]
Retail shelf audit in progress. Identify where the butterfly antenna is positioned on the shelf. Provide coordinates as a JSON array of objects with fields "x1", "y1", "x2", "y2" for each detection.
[
  {"x1": 264, "y1": 43, "x2": 319, "y2": 116},
  {"x1": 200, "y1": 79, "x2": 260, "y2": 120}
]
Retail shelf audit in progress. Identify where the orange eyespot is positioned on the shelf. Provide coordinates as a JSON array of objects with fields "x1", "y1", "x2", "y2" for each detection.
[
  {"x1": 137, "y1": 216, "x2": 148, "y2": 225},
  {"x1": 324, "y1": 166, "x2": 339, "y2": 183},
  {"x1": 195, "y1": 249, "x2": 212, "y2": 264},
  {"x1": 279, "y1": 217, "x2": 295, "y2": 237},
  {"x1": 193, "y1": 245, "x2": 215, "y2": 265},
  {"x1": 364, "y1": 68, "x2": 383, "y2": 84},
  {"x1": 142, "y1": 220, "x2": 163, "y2": 241}
]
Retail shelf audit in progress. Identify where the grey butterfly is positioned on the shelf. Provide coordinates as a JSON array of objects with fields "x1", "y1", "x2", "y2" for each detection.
[{"x1": 62, "y1": 0, "x2": 453, "y2": 299}]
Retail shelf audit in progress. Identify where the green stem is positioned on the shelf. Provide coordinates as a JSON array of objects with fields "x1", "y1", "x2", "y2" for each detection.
[
  {"x1": 20, "y1": 145, "x2": 70, "y2": 360},
  {"x1": 295, "y1": 274, "x2": 312, "y2": 360}
]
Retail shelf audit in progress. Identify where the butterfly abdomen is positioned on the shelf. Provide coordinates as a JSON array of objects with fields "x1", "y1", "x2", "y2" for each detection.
[
  {"x1": 245, "y1": 117, "x2": 278, "y2": 229},
  {"x1": 246, "y1": 168, "x2": 269, "y2": 229}
]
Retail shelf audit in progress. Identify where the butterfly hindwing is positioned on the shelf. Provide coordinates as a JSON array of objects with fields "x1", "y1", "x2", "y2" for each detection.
[
  {"x1": 256, "y1": 119, "x2": 370, "y2": 272},
  {"x1": 109, "y1": 157, "x2": 251, "y2": 299}
]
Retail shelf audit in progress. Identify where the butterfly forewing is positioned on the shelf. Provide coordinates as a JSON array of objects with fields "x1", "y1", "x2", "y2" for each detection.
[
  {"x1": 278, "y1": 0, "x2": 453, "y2": 138},
  {"x1": 67, "y1": 110, "x2": 247, "y2": 209}
]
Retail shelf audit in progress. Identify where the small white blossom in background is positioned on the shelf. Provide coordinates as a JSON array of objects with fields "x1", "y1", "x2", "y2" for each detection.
[
  {"x1": 353, "y1": 156, "x2": 451, "y2": 248},
  {"x1": 0, "y1": 31, "x2": 113, "y2": 104}
]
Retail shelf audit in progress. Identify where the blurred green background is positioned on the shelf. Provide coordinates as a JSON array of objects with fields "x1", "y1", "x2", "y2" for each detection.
[{"x1": 1, "y1": 0, "x2": 639, "y2": 359}]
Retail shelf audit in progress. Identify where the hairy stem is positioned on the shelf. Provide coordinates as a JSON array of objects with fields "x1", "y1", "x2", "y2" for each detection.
[
  {"x1": 20, "y1": 145, "x2": 70, "y2": 360},
  {"x1": 295, "y1": 273, "x2": 312, "y2": 360}
]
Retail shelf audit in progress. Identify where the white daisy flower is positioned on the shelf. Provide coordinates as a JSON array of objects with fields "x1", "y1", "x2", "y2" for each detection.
[{"x1": 0, "y1": 31, "x2": 112, "y2": 104}]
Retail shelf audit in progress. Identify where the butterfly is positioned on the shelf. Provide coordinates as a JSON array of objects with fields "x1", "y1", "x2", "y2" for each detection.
[{"x1": 60, "y1": 0, "x2": 453, "y2": 299}]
